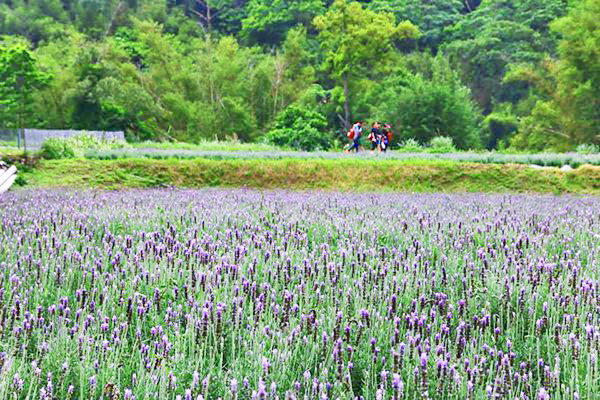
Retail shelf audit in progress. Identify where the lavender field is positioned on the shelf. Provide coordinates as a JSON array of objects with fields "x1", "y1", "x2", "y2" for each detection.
[{"x1": 1, "y1": 189, "x2": 599, "y2": 399}]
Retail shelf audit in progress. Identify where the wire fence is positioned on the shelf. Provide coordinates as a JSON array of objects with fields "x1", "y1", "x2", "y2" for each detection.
[
  {"x1": 23, "y1": 129, "x2": 125, "y2": 151},
  {"x1": 0, "y1": 129, "x2": 125, "y2": 151},
  {"x1": 0, "y1": 129, "x2": 20, "y2": 148}
]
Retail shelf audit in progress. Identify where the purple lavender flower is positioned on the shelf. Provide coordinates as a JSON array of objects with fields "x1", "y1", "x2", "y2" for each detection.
[
  {"x1": 537, "y1": 387, "x2": 550, "y2": 400},
  {"x1": 192, "y1": 371, "x2": 199, "y2": 389},
  {"x1": 261, "y1": 357, "x2": 271, "y2": 375}
]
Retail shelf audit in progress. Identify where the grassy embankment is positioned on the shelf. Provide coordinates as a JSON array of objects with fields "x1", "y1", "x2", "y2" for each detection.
[{"x1": 18, "y1": 158, "x2": 600, "y2": 193}]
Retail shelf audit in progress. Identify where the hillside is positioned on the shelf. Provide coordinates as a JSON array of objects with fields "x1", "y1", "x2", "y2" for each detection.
[{"x1": 1, "y1": 0, "x2": 599, "y2": 152}]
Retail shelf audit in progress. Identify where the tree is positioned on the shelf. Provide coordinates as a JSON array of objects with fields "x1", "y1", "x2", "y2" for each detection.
[
  {"x1": 242, "y1": 0, "x2": 325, "y2": 45},
  {"x1": 550, "y1": 0, "x2": 600, "y2": 144},
  {"x1": 171, "y1": 0, "x2": 248, "y2": 36},
  {"x1": 368, "y1": 0, "x2": 464, "y2": 52},
  {"x1": 443, "y1": 0, "x2": 566, "y2": 113},
  {"x1": 313, "y1": 0, "x2": 419, "y2": 131},
  {"x1": 0, "y1": 1, "x2": 68, "y2": 45},
  {"x1": 507, "y1": 0, "x2": 600, "y2": 150},
  {"x1": 265, "y1": 104, "x2": 330, "y2": 151},
  {"x1": 373, "y1": 54, "x2": 481, "y2": 149},
  {"x1": 0, "y1": 44, "x2": 49, "y2": 135},
  {"x1": 32, "y1": 32, "x2": 83, "y2": 130}
]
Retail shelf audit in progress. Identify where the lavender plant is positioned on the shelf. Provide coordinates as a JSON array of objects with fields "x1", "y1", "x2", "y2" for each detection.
[
  {"x1": 0, "y1": 189, "x2": 598, "y2": 399},
  {"x1": 83, "y1": 149, "x2": 600, "y2": 168}
]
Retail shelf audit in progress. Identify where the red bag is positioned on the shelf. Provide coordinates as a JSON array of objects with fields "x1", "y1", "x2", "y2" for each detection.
[{"x1": 347, "y1": 129, "x2": 354, "y2": 139}]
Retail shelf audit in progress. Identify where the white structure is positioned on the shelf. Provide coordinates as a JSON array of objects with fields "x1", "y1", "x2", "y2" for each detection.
[{"x1": 0, "y1": 164, "x2": 17, "y2": 193}]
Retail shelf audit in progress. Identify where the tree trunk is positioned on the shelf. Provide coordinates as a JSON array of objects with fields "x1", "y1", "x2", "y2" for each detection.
[
  {"x1": 207, "y1": 33, "x2": 215, "y2": 108},
  {"x1": 273, "y1": 55, "x2": 285, "y2": 117},
  {"x1": 207, "y1": 1, "x2": 212, "y2": 33},
  {"x1": 194, "y1": 0, "x2": 215, "y2": 34},
  {"x1": 342, "y1": 72, "x2": 350, "y2": 132}
]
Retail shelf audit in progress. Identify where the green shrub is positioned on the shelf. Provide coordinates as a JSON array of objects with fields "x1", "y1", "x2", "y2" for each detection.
[
  {"x1": 375, "y1": 55, "x2": 481, "y2": 150},
  {"x1": 576, "y1": 143, "x2": 599, "y2": 154},
  {"x1": 69, "y1": 135, "x2": 104, "y2": 157},
  {"x1": 14, "y1": 175, "x2": 27, "y2": 186},
  {"x1": 39, "y1": 134, "x2": 130, "y2": 159},
  {"x1": 428, "y1": 136, "x2": 457, "y2": 153},
  {"x1": 398, "y1": 138, "x2": 423, "y2": 152},
  {"x1": 265, "y1": 105, "x2": 331, "y2": 151},
  {"x1": 482, "y1": 104, "x2": 518, "y2": 149},
  {"x1": 39, "y1": 138, "x2": 76, "y2": 159}
]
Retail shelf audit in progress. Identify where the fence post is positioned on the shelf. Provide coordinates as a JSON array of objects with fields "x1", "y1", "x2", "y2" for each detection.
[{"x1": 17, "y1": 128, "x2": 21, "y2": 149}]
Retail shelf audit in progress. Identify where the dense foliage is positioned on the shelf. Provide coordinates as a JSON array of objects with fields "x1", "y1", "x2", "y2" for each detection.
[
  {"x1": 264, "y1": 104, "x2": 331, "y2": 151},
  {"x1": 38, "y1": 134, "x2": 129, "y2": 159},
  {"x1": 0, "y1": 0, "x2": 598, "y2": 151},
  {"x1": 2, "y1": 189, "x2": 600, "y2": 398}
]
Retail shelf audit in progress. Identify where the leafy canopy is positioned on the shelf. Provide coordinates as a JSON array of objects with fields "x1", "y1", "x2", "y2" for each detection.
[
  {"x1": 242, "y1": 0, "x2": 325, "y2": 45},
  {"x1": 265, "y1": 104, "x2": 330, "y2": 151},
  {"x1": 313, "y1": 0, "x2": 419, "y2": 80},
  {"x1": 0, "y1": 43, "x2": 49, "y2": 128}
]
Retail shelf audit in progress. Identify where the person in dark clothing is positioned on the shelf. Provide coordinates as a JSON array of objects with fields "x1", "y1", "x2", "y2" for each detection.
[
  {"x1": 381, "y1": 123, "x2": 392, "y2": 152},
  {"x1": 351, "y1": 120, "x2": 362, "y2": 152},
  {"x1": 369, "y1": 122, "x2": 382, "y2": 154}
]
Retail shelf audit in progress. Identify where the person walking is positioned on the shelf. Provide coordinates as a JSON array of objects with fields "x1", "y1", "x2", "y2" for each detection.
[
  {"x1": 369, "y1": 122, "x2": 382, "y2": 154},
  {"x1": 351, "y1": 119, "x2": 362, "y2": 152},
  {"x1": 381, "y1": 123, "x2": 392, "y2": 152}
]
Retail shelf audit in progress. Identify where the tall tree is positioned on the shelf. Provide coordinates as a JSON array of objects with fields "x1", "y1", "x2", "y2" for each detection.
[
  {"x1": 242, "y1": 0, "x2": 324, "y2": 45},
  {"x1": 551, "y1": 0, "x2": 600, "y2": 143},
  {"x1": 368, "y1": 0, "x2": 464, "y2": 52},
  {"x1": 313, "y1": 0, "x2": 418, "y2": 131},
  {"x1": 191, "y1": 0, "x2": 240, "y2": 34},
  {"x1": 443, "y1": 0, "x2": 566, "y2": 113},
  {"x1": 507, "y1": 0, "x2": 600, "y2": 149},
  {"x1": 0, "y1": 44, "x2": 49, "y2": 135}
]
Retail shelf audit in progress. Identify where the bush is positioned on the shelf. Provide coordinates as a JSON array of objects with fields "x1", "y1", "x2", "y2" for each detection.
[
  {"x1": 375, "y1": 55, "x2": 481, "y2": 150},
  {"x1": 265, "y1": 105, "x2": 331, "y2": 151},
  {"x1": 39, "y1": 138, "x2": 76, "y2": 159},
  {"x1": 39, "y1": 134, "x2": 130, "y2": 159},
  {"x1": 576, "y1": 143, "x2": 599, "y2": 154},
  {"x1": 70, "y1": 135, "x2": 105, "y2": 157},
  {"x1": 482, "y1": 104, "x2": 518, "y2": 149},
  {"x1": 428, "y1": 136, "x2": 457, "y2": 153},
  {"x1": 398, "y1": 138, "x2": 423, "y2": 152},
  {"x1": 396, "y1": 76, "x2": 480, "y2": 149}
]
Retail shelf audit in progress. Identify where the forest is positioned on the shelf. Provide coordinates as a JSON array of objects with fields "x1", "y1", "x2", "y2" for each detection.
[{"x1": 0, "y1": 0, "x2": 598, "y2": 151}]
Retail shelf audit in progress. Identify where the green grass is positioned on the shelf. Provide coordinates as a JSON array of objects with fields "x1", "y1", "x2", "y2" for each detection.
[
  {"x1": 0, "y1": 147, "x2": 24, "y2": 155},
  {"x1": 18, "y1": 158, "x2": 600, "y2": 193},
  {"x1": 0, "y1": 141, "x2": 19, "y2": 148}
]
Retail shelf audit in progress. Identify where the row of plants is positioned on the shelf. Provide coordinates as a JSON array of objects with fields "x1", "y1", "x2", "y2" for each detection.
[
  {"x1": 38, "y1": 134, "x2": 131, "y2": 159},
  {"x1": 130, "y1": 140, "x2": 284, "y2": 152},
  {"x1": 35, "y1": 131, "x2": 453, "y2": 160},
  {"x1": 81, "y1": 149, "x2": 600, "y2": 168},
  {"x1": 32, "y1": 134, "x2": 600, "y2": 168},
  {"x1": 80, "y1": 144, "x2": 600, "y2": 169}
]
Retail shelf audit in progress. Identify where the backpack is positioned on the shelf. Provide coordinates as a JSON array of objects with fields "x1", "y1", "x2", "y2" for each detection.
[{"x1": 347, "y1": 129, "x2": 354, "y2": 139}]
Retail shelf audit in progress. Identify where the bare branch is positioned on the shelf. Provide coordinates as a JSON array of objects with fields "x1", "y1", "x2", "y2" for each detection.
[
  {"x1": 194, "y1": 0, "x2": 222, "y2": 17},
  {"x1": 191, "y1": 9, "x2": 209, "y2": 22}
]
